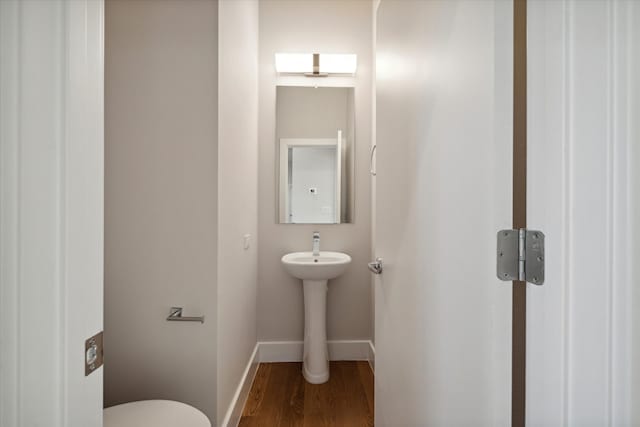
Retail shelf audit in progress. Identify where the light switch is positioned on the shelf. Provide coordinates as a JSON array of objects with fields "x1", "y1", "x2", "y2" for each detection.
[{"x1": 243, "y1": 234, "x2": 251, "y2": 250}]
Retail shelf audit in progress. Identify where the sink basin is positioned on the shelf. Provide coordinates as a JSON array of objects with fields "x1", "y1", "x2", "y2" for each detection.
[
  {"x1": 281, "y1": 251, "x2": 352, "y2": 281},
  {"x1": 281, "y1": 250, "x2": 351, "y2": 384}
]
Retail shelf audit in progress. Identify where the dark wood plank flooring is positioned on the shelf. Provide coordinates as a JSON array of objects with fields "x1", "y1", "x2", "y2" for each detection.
[{"x1": 239, "y1": 361, "x2": 374, "y2": 427}]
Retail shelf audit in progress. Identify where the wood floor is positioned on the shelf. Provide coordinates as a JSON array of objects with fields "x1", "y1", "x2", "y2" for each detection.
[{"x1": 239, "y1": 361, "x2": 374, "y2": 427}]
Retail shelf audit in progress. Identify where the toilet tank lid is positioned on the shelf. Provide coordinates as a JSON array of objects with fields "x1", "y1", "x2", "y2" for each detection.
[{"x1": 104, "y1": 400, "x2": 210, "y2": 427}]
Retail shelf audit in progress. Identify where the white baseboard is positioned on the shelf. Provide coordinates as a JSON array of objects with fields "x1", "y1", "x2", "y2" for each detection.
[
  {"x1": 258, "y1": 340, "x2": 373, "y2": 363},
  {"x1": 368, "y1": 341, "x2": 375, "y2": 372},
  {"x1": 220, "y1": 343, "x2": 259, "y2": 427}
]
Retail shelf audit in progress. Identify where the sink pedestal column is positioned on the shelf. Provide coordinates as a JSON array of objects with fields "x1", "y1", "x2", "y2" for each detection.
[{"x1": 302, "y1": 279, "x2": 329, "y2": 384}]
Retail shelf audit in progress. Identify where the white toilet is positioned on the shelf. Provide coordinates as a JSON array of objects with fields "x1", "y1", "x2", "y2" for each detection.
[{"x1": 104, "y1": 400, "x2": 210, "y2": 427}]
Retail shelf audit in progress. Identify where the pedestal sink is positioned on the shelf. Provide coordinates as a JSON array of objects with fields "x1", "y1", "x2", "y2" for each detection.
[{"x1": 281, "y1": 251, "x2": 351, "y2": 384}]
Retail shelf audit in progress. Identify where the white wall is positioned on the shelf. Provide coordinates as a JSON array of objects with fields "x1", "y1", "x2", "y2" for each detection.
[
  {"x1": 258, "y1": 0, "x2": 373, "y2": 344},
  {"x1": 106, "y1": 1, "x2": 259, "y2": 424},
  {"x1": 527, "y1": 0, "x2": 640, "y2": 425},
  {"x1": 0, "y1": 1, "x2": 104, "y2": 426},
  {"x1": 104, "y1": 0, "x2": 218, "y2": 421},
  {"x1": 217, "y1": 0, "x2": 259, "y2": 426}
]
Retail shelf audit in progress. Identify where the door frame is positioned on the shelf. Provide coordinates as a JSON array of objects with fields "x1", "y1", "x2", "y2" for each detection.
[
  {"x1": 512, "y1": 0, "x2": 527, "y2": 425},
  {"x1": 279, "y1": 137, "x2": 342, "y2": 224}
]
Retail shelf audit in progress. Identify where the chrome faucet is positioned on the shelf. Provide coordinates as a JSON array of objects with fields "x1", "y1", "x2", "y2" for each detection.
[{"x1": 312, "y1": 232, "x2": 320, "y2": 256}]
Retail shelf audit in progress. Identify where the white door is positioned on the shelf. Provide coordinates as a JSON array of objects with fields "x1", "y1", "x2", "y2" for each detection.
[
  {"x1": 0, "y1": 1, "x2": 104, "y2": 426},
  {"x1": 374, "y1": 0, "x2": 513, "y2": 425},
  {"x1": 527, "y1": 0, "x2": 639, "y2": 425},
  {"x1": 375, "y1": 0, "x2": 640, "y2": 426}
]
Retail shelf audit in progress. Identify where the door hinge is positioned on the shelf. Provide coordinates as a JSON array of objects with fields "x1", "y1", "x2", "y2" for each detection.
[{"x1": 496, "y1": 229, "x2": 545, "y2": 285}]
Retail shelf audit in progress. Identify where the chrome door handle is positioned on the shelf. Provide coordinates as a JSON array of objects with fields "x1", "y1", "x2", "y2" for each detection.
[{"x1": 368, "y1": 257, "x2": 383, "y2": 274}]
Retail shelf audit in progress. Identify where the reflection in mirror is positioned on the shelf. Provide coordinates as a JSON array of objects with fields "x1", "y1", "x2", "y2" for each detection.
[{"x1": 277, "y1": 86, "x2": 355, "y2": 224}]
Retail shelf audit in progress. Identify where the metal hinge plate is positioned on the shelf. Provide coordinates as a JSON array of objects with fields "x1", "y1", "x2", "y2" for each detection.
[
  {"x1": 497, "y1": 229, "x2": 545, "y2": 285},
  {"x1": 85, "y1": 331, "x2": 104, "y2": 376}
]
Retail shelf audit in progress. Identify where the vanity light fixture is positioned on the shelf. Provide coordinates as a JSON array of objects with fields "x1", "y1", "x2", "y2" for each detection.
[{"x1": 275, "y1": 53, "x2": 357, "y2": 76}]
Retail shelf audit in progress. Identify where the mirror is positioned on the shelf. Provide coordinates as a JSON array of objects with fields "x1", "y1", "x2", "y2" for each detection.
[{"x1": 277, "y1": 86, "x2": 355, "y2": 224}]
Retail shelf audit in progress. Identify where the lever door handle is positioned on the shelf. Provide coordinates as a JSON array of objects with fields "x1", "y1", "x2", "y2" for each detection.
[{"x1": 368, "y1": 257, "x2": 383, "y2": 274}]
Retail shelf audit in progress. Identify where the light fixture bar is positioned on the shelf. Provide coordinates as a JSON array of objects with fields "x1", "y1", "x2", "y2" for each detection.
[
  {"x1": 275, "y1": 53, "x2": 357, "y2": 76},
  {"x1": 306, "y1": 53, "x2": 328, "y2": 77},
  {"x1": 313, "y1": 53, "x2": 320, "y2": 75}
]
